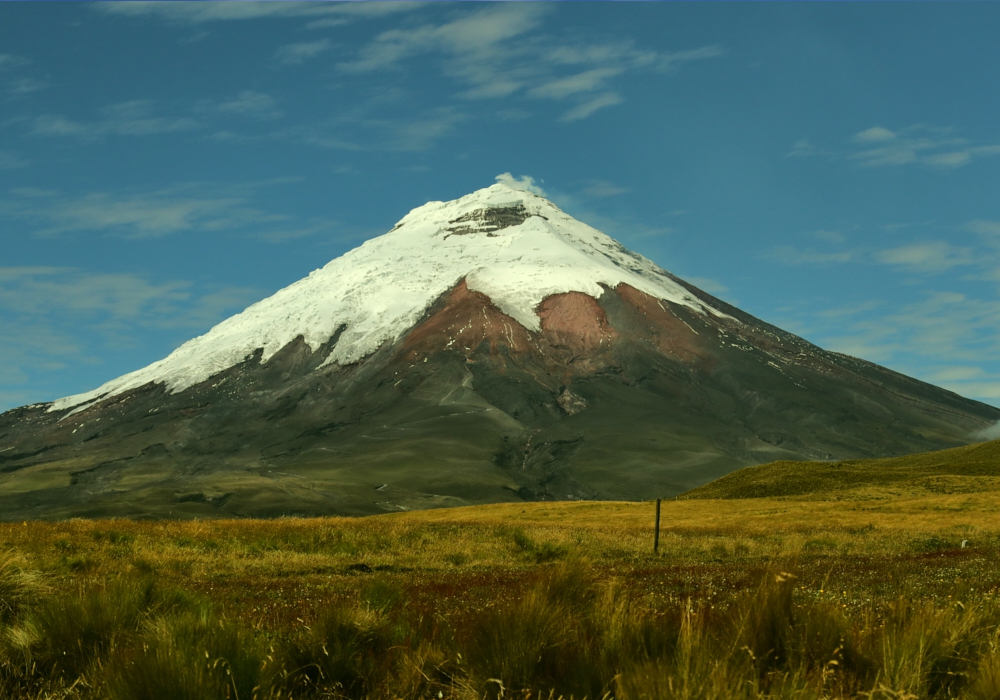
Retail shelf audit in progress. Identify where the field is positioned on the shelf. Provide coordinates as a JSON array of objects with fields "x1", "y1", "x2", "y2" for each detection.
[{"x1": 4, "y1": 482, "x2": 1000, "y2": 699}]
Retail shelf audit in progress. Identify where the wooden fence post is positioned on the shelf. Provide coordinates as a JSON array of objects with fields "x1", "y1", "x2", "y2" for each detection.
[{"x1": 654, "y1": 498, "x2": 661, "y2": 554}]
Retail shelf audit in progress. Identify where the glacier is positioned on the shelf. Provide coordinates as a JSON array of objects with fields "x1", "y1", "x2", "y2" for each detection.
[{"x1": 50, "y1": 182, "x2": 722, "y2": 414}]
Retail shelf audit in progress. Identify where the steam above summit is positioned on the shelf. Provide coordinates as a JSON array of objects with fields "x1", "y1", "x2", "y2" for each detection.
[{"x1": 53, "y1": 183, "x2": 718, "y2": 413}]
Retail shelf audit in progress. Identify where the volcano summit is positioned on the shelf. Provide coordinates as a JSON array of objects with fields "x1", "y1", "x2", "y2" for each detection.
[{"x1": 1, "y1": 183, "x2": 997, "y2": 519}]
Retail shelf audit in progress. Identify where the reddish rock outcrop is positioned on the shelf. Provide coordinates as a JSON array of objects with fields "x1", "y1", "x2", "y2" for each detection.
[
  {"x1": 400, "y1": 280, "x2": 535, "y2": 361},
  {"x1": 614, "y1": 283, "x2": 708, "y2": 365}
]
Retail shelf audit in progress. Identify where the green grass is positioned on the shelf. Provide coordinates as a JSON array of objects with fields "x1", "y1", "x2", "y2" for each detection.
[{"x1": 681, "y1": 439, "x2": 1000, "y2": 500}]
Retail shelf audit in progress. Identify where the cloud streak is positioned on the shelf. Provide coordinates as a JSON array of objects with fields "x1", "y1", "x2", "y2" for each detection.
[
  {"x1": 275, "y1": 39, "x2": 333, "y2": 65},
  {"x1": 31, "y1": 100, "x2": 202, "y2": 138},
  {"x1": 795, "y1": 125, "x2": 1000, "y2": 170},
  {"x1": 93, "y1": 2, "x2": 419, "y2": 25},
  {"x1": 338, "y1": 5, "x2": 722, "y2": 122},
  {"x1": 206, "y1": 91, "x2": 283, "y2": 120},
  {"x1": 2, "y1": 182, "x2": 297, "y2": 239}
]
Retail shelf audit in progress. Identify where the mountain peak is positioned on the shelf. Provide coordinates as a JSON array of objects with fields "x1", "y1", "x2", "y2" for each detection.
[
  {"x1": 50, "y1": 183, "x2": 711, "y2": 414},
  {"x1": 390, "y1": 182, "x2": 556, "y2": 234},
  {"x1": 4, "y1": 184, "x2": 999, "y2": 519}
]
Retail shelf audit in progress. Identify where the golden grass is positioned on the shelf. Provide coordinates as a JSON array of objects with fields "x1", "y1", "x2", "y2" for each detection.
[
  {"x1": 0, "y1": 491, "x2": 997, "y2": 622},
  {"x1": 8, "y1": 434, "x2": 1000, "y2": 699}
]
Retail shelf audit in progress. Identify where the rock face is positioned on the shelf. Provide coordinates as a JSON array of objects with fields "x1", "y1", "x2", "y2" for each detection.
[{"x1": 1, "y1": 184, "x2": 998, "y2": 520}]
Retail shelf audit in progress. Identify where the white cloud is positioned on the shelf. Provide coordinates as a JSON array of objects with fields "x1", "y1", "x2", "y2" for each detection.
[
  {"x1": 968, "y1": 220, "x2": 1000, "y2": 236},
  {"x1": 94, "y1": 2, "x2": 418, "y2": 25},
  {"x1": 31, "y1": 100, "x2": 202, "y2": 138},
  {"x1": 528, "y1": 68, "x2": 622, "y2": 100},
  {"x1": 787, "y1": 139, "x2": 818, "y2": 157},
  {"x1": 210, "y1": 90, "x2": 283, "y2": 120},
  {"x1": 852, "y1": 126, "x2": 896, "y2": 143},
  {"x1": 0, "y1": 150, "x2": 28, "y2": 169},
  {"x1": 495, "y1": 173, "x2": 547, "y2": 197},
  {"x1": 822, "y1": 291, "x2": 1000, "y2": 374},
  {"x1": 795, "y1": 125, "x2": 1000, "y2": 170},
  {"x1": 811, "y1": 230, "x2": 845, "y2": 244},
  {"x1": 767, "y1": 246, "x2": 855, "y2": 265},
  {"x1": 659, "y1": 45, "x2": 726, "y2": 70},
  {"x1": 877, "y1": 241, "x2": 974, "y2": 273},
  {"x1": 0, "y1": 267, "x2": 261, "y2": 333},
  {"x1": 925, "y1": 151, "x2": 971, "y2": 168},
  {"x1": 850, "y1": 125, "x2": 1000, "y2": 169},
  {"x1": 582, "y1": 180, "x2": 629, "y2": 198},
  {"x1": 560, "y1": 92, "x2": 622, "y2": 122},
  {"x1": 338, "y1": 5, "x2": 720, "y2": 122},
  {"x1": 275, "y1": 39, "x2": 332, "y2": 65},
  {"x1": 8, "y1": 77, "x2": 48, "y2": 96},
  {"x1": 277, "y1": 100, "x2": 464, "y2": 153},
  {"x1": 386, "y1": 108, "x2": 466, "y2": 151},
  {"x1": 0, "y1": 54, "x2": 30, "y2": 71},
  {"x1": 340, "y1": 4, "x2": 545, "y2": 74},
  {"x1": 3, "y1": 183, "x2": 291, "y2": 239}
]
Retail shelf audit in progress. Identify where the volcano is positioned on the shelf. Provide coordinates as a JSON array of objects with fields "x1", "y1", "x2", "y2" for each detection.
[{"x1": 1, "y1": 183, "x2": 997, "y2": 519}]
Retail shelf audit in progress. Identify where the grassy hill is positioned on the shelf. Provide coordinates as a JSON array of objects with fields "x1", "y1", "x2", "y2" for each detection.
[{"x1": 681, "y1": 438, "x2": 1000, "y2": 500}]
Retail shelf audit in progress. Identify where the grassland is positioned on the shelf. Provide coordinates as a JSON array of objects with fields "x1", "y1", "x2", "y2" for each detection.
[
  {"x1": 4, "y1": 484, "x2": 1000, "y2": 699},
  {"x1": 683, "y1": 438, "x2": 1000, "y2": 500}
]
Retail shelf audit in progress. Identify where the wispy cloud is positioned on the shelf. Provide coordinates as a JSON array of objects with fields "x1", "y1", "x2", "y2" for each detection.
[
  {"x1": 582, "y1": 180, "x2": 629, "y2": 198},
  {"x1": 786, "y1": 139, "x2": 819, "y2": 158},
  {"x1": 876, "y1": 241, "x2": 975, "y2": 273},
  {"x1": 94, "y1": 2, "x2": 419, "y2": 25},
  {"x1": 560, "y1": 92, "x2": 622, "y2": 122},
  {"x1": 810, "y1": 230, "x2": 845, "y2": 244},
  {"x1": 8, "y1": 77, "x2": 48, "y2": 96},
  {"x1": 277, "y1": 100, "x2": 464, "y2": 153},
  {"x1": 767, "y1": 246, "x2": 855, "y2": 265},
  {"x1": 338, "y1": 5, "x2": 721, "y2": 122},
  {"x1": 31, "y1": 100, "x2": 202, "y2": 138},
  {"x1": 796, "y1": 124, "x2": 1000, "y2": 170},
  {"x1": 201, "y1": 90, "x2": 283, "y2": 120},
  {"x1": 275, "y1": 39, "x2": 333, "y2": 65},
  {"x1": 0, "y1": 53, "x2": 49, "y2": 99},
  {"x1": 0, "y1": 267, "x2": 262, "y2": 407},
  {"x1": 769, "y1": 232, "x2": 992, "y2": 276},
  {"x1": 0, "y1": 54, "x2": 30, "y2": 71},
  {"x1": 0, "y1": 150, "x2": 28, "y2": 169},
  {"x1": 2, "y1": 182, "x2": 296, "y2": 239},
  {"x1": 528, "y1": 68, "x2": 622, "y2": 100},
  {"x1": 0, "y1": 267, "x2": 261, "y2": 339},
  {"x1": 385, "y1": 107, "x2": 466, "y2": 151},
  {"x1": 968, "y1": 220, "x2": 1000, "y2": 237},
  {"x1": 801, "y1": 289, "x2": 1000, "y2": 406}
]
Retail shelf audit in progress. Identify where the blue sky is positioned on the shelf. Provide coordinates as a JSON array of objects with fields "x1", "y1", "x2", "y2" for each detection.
[{"x1": 2, "y1": 2, "x2": 1000, "y2": 412}]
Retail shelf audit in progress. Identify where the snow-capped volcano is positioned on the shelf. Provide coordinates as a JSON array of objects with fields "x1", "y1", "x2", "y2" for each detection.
[
  {"x1": 53, "y1": 183, "x2": 720, "y2": 413},
  {"x1": 2, "y1": 182, "x2": 999, "y2": 521}
]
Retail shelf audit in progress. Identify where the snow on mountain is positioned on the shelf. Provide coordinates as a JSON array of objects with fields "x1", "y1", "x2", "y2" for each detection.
[{"x1": 50, "y1": 183, "x2": 722, "y2": 414}]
